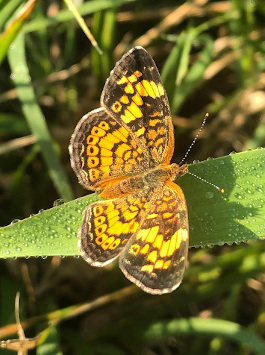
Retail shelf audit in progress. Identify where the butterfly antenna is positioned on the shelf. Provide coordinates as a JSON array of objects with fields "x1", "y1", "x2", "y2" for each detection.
[
  {"x1": 186, "y1": 170, "x2": 225, "y2": 193},
  {"x1": 179, "y1": 113, "x2": 225, "y2": 193},
  {"x1": 179, "y1": 112, "x2": 209, "y2": 166}
]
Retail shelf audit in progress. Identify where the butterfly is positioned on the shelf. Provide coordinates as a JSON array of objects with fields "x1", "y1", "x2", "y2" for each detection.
[{"x1": 69, "y1": 47, "x2": 188, "y2": 294}]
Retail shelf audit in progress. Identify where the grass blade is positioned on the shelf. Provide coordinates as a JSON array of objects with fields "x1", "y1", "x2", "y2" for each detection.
[
  {"x1": 143, "y1": 318, "x2": 265, "y2": 355},
  {"x1": 0, "y1": 0, "x2": 23, "y2": 30},
  {"x1": 0, "y1": 149, "x2": 264, "y2": 258},
  {"x1": 0, "y1": 0, "x2": 37, "y2": 65},
  {"x1": 63, "y1": 0, "x2": 102, "y2": 55},
  {"x1": 23, "y1": 0, "x2": 135, "y2": 34},
  {"x1": 8, "y1": 30, "x2": 73, "y2": 201}
]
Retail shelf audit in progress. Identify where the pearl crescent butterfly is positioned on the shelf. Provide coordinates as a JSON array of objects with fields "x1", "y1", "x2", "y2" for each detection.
[{"x1": 69, "y1": 47, "x2": 189, "y2": 295}]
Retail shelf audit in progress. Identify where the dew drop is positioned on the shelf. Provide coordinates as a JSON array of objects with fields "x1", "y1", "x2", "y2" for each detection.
[
  {"x1": 217, "y1": 241, "x2": 224, "y2": 246},
  {"x1": 205, "y1": 191, "x2": 214, "y2": 199},
  {"x1": 10, "y1": 219, "x2": 20, "y2": 224},
  {"x1": 207, "y1": 243, "x2": 214, "y2": 248},
  {"x1": 53, "y1": 199, "x2": 65, "y2": 206}
]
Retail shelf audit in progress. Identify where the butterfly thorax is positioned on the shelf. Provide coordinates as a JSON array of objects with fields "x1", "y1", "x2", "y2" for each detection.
[
  {"x1": 100, "y1": 163, "x2": 188, "y2": 199},
  {"x1": 144, "y1": 163, "x2": 188, "y2": 184}
]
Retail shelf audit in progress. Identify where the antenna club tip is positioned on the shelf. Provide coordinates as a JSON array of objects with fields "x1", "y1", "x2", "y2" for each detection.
[
  {"x1": 220, "y1": 188, "x2": 225, "y2": 194},
  {"x1": 205, "y1": 112, "x2": 210, "y2": 118}
]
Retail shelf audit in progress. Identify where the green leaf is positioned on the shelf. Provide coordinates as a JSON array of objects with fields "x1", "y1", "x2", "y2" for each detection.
[
  {"x1": 63, "y1": 0, "x2": 102, "y2": 55},
  {"x1": 0, "y1": 113, "x2": 29, "y2": 135},
  {"x1": 0, "y1": 149, "x2": 264, "y2": 258},
  {"x1": 183, "y1": 148, "x2": 265, "y2": 247},
  {"x1": 161, "y1": 33, "x2": 186, "y2": 105},
  {"x1": 7, "y1": 28, "x2": 73, "y2": 201},
  {"x1": 0, "y1": 0, "x2": 37, "y2": 65},
  {"x1": 23, "y1": 0, "x2": 135, "y2": 34},
  {"x1": 37, "y1": 326, "x2": 62, "y2": 355},
  {"x1": 0, "y1": 0, "x2": 24, "y2": 31},
  {"x1": 162, "y1": 33, "x2": 214, "y2": 114},
  {"x1": 143, "y1": 318, "x2": 265, "y2": 355},
  {"x1": 171, "y1": 35, "x2": 214, "y2": 113},
  {"x1": 91, "y1": 8, "x2": 117, "y2": 84}
]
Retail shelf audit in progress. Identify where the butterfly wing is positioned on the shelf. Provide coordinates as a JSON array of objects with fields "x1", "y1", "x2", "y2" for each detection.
[
  {"x1": 69, "y1": 47, "x2": 175, "y2": 191},
  {"x1": 101, "y1": 46, "x2": 175, "y2": 166},
  {"x1": 119, "y1": 181, "x2": 189, "y2": 295},
  {"x1": 79, "y1": 187, "x2": 154, "y2": 266},
  {"x1": 69, "y1": 108, "x2": 150, "y2": 190}
]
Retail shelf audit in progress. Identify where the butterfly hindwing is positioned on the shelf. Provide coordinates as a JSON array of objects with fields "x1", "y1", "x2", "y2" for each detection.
[
  {"x1": 79, "y1": 188, "x2": 154, "y2": 266},
  {"x1": 119, "y1": 182, "x2": 189, "y2": 295}
]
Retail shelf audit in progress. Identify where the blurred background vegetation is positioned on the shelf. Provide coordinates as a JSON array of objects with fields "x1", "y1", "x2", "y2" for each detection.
[{"x1": 0, "y1": 0, "x2": 265, "y2": 354}]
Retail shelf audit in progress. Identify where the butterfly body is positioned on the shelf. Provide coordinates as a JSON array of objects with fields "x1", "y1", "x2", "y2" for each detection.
[{"x1": 99, "y1": 163, "x2": 188, "y2": 199}]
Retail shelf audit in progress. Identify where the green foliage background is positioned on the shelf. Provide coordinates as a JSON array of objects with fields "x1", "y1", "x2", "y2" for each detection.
[{"x1": 0, "y1": 0, "x2": 265, "y2": 354}]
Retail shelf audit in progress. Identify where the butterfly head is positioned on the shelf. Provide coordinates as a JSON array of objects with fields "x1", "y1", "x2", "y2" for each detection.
[{"x1": 169, "y1": 163, "x2": 188, "y2": 181}]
